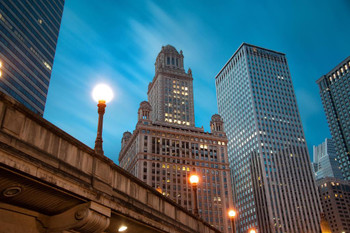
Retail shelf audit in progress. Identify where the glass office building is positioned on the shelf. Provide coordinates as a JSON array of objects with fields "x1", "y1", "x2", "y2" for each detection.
[
  {"x1": 0, "y1": 0, "x2": 64, "y2": 115},
  {"x1": 215, "y1": 43, "x2": 321, "y2": 233},
  {"x1": 313, "y1": 138, "x2": 343, "y2": 181},
  {"x1": 316, "y1": 57, "x2": 350, "y2": 180}
]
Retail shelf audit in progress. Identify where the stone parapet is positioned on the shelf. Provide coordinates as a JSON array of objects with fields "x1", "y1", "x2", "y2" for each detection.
[{"x1": 0, "y1": 92, "x2": 220, "y2": 233}]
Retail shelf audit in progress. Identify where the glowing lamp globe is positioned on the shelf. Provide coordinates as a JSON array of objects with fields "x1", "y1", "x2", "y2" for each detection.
[
  {"x1": 92, "y1": 84, "x2": 113, "y2": 104},
  {"x1": 189, "y1": 175, "x2": 199, "y2": 185},
  {"x1": 228, "y1": 210, "x2": 236, "y2": 218},
  {"x1": 118, "y1": 226, "x2": 127, "y2": 232},
  {"x1": 249, "y1": 229, "x2": 256, "y2": 233}
]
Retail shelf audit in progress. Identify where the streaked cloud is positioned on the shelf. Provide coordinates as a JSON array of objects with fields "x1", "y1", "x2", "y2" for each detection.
[{"x1": 45, "y1": 0, "x2": 350, "y2": 163}]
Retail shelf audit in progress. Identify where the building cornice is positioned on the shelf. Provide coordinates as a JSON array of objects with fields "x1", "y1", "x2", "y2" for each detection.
[{"x1": 215, "y1": 42, "x2": 285, "y2": 79}]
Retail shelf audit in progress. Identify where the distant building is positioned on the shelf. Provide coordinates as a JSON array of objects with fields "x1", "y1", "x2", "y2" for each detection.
[
  {"x1": 215, "y1": 43, "x2": 321, "y2": 233},
  {"x1": 316, "y1": 57, "x2": 350, "y2": 180},
  {"x1": 317, "y1": 177, "x2": 350, "y2": 233},
  {"x1": 0, "y1": 0, "x2": 65, "y2": 115},
  {"x1": 119, "y1": 45, "x2": 233, "y2": 233},
  {"x1": 313, "y1": 138, "x2": 343, "y2": 180}
]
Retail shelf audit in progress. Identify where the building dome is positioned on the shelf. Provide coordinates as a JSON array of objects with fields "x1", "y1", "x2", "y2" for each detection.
[
  {"x1": 155, "y1": 45, "x2": 185, "y2": 72},
  {"x1": 138, "y1": 101, "x2": 152, "y2": 121},
  {"x1": 210, "y1": 114, "x2": 224, "y2": 133},
  {"x1": 211, "y1": 114, "x2": 223, "y2": 122},
  {"x1": 123, "y1": 131, "x2": 132, "y2": 138},
  {"x1": 121, "y1": 131, "x2": 132, "y2": 148},
  {"x1": 162, "y1": 45, "x2": 179, "y2": 54},
  {"x1": 139, "y1": 101, "x2": 152, "y2": 111}
]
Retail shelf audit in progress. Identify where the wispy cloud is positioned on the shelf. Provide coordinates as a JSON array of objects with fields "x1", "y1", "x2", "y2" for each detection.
[
  {"x1": 45, "y1": 0, "x2": 350, "y2": 163},
  {"x1": 125, "y1": 1, "x2": 220, "y2": 130}
]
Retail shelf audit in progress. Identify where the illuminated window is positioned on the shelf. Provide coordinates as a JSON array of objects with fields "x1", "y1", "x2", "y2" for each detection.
[{"x1": 43, "y1": 62, "x2": 52, "y2": 70}]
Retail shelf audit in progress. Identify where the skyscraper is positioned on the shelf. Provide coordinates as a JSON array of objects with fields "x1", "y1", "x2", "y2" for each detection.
[
  {"x1": 215, "y1": 43, "x2": 321, "y2": 233},
  {"x1": 316, "y1": 57, "x2": 350, "y2": 180},
  {"x1": 313, "y1": 138, "x2": 343, "y2": 181},
  {"x1": 148, "y1": 45, "x2": 195, "y2": 126},
  {"x1": 119, "y1": 45, "x2": 234, "y2": 233},
  {"x1": 317, "y1": 177, "x2": 350, "y2": 233},
  {"x1": 0, "y1": 0, "x2": 65, "y2": 115}
]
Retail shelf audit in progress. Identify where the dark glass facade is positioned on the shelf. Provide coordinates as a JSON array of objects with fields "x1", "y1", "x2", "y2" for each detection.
[
  {"x1": 317, "y1": 57, "x2": 350, "y2": 180},
  {"x1": 0, "y1": 0, "x2": 64, "y2": 115}
]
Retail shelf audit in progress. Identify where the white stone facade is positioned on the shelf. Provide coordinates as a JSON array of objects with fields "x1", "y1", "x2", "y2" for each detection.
[{"x1": 119, "y1": 46, "x2": 233, "y2": 233}]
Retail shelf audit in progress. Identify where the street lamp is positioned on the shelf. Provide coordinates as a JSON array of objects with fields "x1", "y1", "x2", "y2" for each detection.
[
  {"x1": 0, "y1": 60, "x2": 3, "y2": 77},
  {"x1": 249, "y1": 228, "x2": 257, "y2": 233},
  {"x1": 228, "y1": 209, "x2": 237, "y2": 233},
  {"x1": 189, "y1": 174, "x2": 199, "y2": 217},
  {"x1": 92, "y1": 84, "x2": 113, "y2": 155}
]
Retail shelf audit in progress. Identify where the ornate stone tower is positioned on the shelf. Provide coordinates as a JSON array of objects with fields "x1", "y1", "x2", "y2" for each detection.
[
  {"x1": 119, "y1": 45, "x2": 233, "y2": 233},
  {"x1": 147, "y1": 45, "x2": 195, "y2": 126},
  {"x1": 121, "y1": 131, "x2": 132, "y2": 149},
  {"x1": 138, "y1": 101, "x2": 152, "y2": 122},
  {"x1": 210, "y1": 114, "x2": 225, "y2": 135}
]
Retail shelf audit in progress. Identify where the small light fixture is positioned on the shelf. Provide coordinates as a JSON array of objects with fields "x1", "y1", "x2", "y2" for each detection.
[
  {"x1": 189, "y1": 174, "x2": 199, "y2": 185},
  {"x1": 249, "y1": 229, "x2": 257, "y2": 233},
  {"x1": 118, "y1": 226, "x2": 127, "y2": 232},
  {"x1": 92, "y1": 84, "x2": 113, "y2": 104},
  {"x1": 228, "y1": 209, "x2": 236, "y2": 218},
  {"x1": 3, "y1": 186, "x2": 22, "y2": 197}
]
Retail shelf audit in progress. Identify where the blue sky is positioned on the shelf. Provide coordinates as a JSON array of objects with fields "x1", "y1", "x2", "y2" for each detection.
[{"x1": 45, "y1": 0, "x2": 350, "y2": 164}]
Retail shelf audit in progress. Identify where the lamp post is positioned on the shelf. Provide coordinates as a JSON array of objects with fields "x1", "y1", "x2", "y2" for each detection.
[
  {"x1": 92, "y1": 84, "x2": 113, "y2": 156},
  {"x1": 0, "y1": 60, "x2": 3, "y2": 77},
  {"x1": 228, "y1": 209, "x2": 237, "y2": 233},
  {"x1": 189, "y1": 174, "x2": 199, "y2": 217}
]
